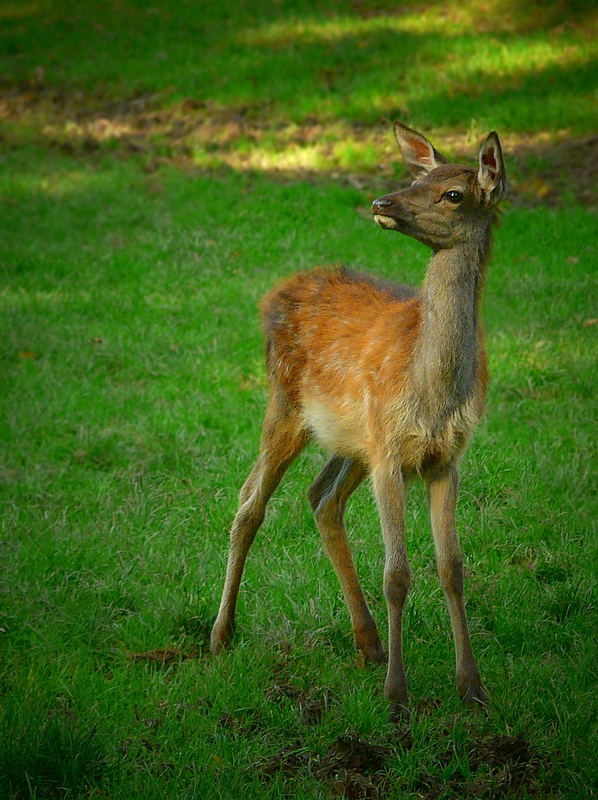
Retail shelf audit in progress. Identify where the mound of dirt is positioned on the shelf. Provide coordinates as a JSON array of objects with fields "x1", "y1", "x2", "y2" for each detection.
[{"x1": 259, "y1": 730, "x2": 547, "y2": 799}]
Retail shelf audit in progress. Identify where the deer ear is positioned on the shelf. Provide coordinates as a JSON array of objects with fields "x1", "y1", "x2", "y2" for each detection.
[
  {"x1": 478, "y1": 132, "x2": 507, "y2": 207},
  {"x1": 394, "y1": 121, "x2": 450, "y2": 178}
]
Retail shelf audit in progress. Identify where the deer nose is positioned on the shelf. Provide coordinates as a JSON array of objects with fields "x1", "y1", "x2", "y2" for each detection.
[{"x1": 371, "y1": 197, "x2": 393, "y2": 213}]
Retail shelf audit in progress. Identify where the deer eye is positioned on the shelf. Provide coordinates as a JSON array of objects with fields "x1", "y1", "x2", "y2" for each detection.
[{"x1": 444, "y1": 190, "x2": 463, "y2": 204}]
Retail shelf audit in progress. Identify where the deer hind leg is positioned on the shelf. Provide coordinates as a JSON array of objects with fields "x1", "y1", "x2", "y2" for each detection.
[
  {"x1": 210, "y1": 391, "x2": 309, "y2": 655},
  {"x1": 307, "y1": 456, "x2": 385, "y2": 664},
  {"x1": 371, "y1": 464, "x2": 411, "y2": 722},
  {"x1": 427, "y1": 466, "x2": 489, "y2": 709}
]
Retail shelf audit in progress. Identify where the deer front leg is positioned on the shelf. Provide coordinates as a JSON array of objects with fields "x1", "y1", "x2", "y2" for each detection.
[
  {"x1": 372, "y1": 465, "x2": 411, "y2": 722},
  {"x1": 308, "y1": 456, "x2": 385, "y2": 664},
  {"x1": 427, "y1": 466, "x2": 489, "y2": 709}
]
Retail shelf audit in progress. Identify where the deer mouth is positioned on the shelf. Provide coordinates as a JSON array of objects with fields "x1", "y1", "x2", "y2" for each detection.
[{"x1": 373, "y1": 214, "x2": 400, "y2": 231}]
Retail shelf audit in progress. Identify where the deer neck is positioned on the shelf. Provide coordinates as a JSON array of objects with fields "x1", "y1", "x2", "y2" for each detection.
[{"x1": 413, "y1": 231, "x2": 492, "y2": 415}]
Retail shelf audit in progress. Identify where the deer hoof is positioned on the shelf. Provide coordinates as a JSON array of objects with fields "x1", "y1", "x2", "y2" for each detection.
[
  {"x1": 460, "y1": 683, "x2": 490, "y2": 712},
  {"x1": 357, "y1": 639, "x2": 387, "y2": 666},
  {"x1": 210, "y1": 620, "x2": 234, "y2": 656},
  {"x1": 388, "y1": 701, "x2": 411, "y2": 724},
  {"x1": 355, "y1": 624, "x2": 386, "y2": 665}
]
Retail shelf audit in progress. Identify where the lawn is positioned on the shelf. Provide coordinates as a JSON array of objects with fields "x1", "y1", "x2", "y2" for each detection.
[{"x1": 1, "y1": 1, "x2": 597, "y2": 798}]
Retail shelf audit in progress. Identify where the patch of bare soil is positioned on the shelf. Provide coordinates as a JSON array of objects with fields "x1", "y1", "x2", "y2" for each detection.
[
  {"x1": 260, "y1": 730, "x2": 549, "y2": 799},
  {"x1": 1, "y1": 82, "x2": 596, "y2": 208}
]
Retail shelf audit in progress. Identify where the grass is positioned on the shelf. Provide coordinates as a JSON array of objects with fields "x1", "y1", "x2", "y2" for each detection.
[
  {"x1": 0, "y1": 708, "x2": 111, "y2": 799},
  {"x1": 2, "y1": 0, "x2": 598, "y2": 136},
  {"x1": 1, "y1": 0, "x2": 598, "y2": 179},
  {"x1": 1, "y1": 1, "x2": 598, "y2": 798}
]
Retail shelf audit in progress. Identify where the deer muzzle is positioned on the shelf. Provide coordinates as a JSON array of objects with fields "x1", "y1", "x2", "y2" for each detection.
[{"x1": 371, "y1": 196, "x2": 405, "y2": 231}]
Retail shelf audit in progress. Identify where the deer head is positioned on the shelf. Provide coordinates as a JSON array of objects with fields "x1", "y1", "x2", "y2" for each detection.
[{"x1": 372, "y1": 122, "x2": 507, "y2": 251}]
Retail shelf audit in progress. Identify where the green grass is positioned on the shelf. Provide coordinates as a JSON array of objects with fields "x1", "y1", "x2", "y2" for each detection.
[
  {"x1": 2, "y1": 153, "x2": 597, "y2": 798},
  {"x1": 1, "y1": 0, "x2": 597, "y2": 180},
  {"x1": 0, "y1": 707, "x2": 111, "y2": 799},
  {"x1": 1, "y1": 1, "x2": 598, "y2": 798},
  {"x1": 2, "y1": 0, "x2": 598, "y2": 135}
]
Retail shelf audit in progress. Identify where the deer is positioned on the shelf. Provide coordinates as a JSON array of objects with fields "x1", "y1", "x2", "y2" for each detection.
[{"x1": 210, "y1": 121, "x2": 507, "y2": 722}]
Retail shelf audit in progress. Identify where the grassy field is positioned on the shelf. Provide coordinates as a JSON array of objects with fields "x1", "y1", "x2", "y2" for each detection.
[{"x1": 1, "y1": 1, "x2": 598, "y2": 798}]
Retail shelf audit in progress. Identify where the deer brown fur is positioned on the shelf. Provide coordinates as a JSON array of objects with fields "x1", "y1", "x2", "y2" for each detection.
[{"x1": 211, "y1": 121, "x2": 507, "y2": 721}]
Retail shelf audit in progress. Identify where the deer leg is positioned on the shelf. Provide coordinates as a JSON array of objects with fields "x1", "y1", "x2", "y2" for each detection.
[
  {"x1": 210, "y1": 395, "x2": 309, "y2": 655},
  {"x1": 427, "y1": 466, "x2": 489, "y2": 709},
  {"x1": 371, "y1": 465, "x2": 411, "y2": 722},
  {"x1": 308, "y1": 456, "x2": 385, "y2": 664}
]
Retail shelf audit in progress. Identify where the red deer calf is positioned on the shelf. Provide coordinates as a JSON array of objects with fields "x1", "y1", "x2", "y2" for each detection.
[{"x1": 211, "y1": 122, "x2": 507, "y2": 721}]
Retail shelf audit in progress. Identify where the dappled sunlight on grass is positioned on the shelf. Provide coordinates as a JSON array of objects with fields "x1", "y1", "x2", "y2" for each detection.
[
  {"x1": 0, "y1": 1, "x2": 596, "y2": 218},
  {"x1": 193, "y1": 124, "x2": 392, "y2": 177},
  {"x1": 231, "y1": 0, "x2": 598, "y2": 125},
  {"x1": 1, "y1": 0, "x2": 597, "y2": 155},
  {"x1": 435, "y1": 37, "x2": 594, "y2": 90},
  {"x1": 238, "y1": 10, "x2": 414, "y2": 47},
  {"x1": 238, "y1": 0, "x2": 598, "y2": 46}
]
